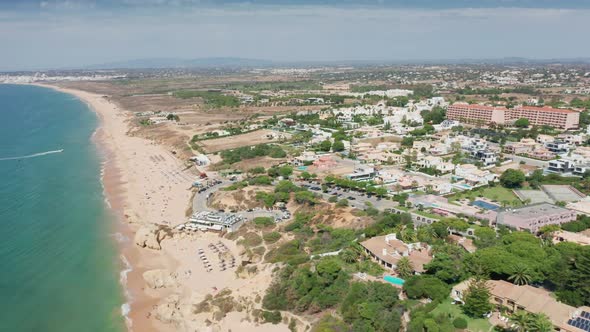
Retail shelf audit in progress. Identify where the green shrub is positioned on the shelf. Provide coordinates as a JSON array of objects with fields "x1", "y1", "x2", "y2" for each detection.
[
  {"x1": 254, "y1": 217, "x2": 275, "y2": 227},
  {"x1": 249, "y1": 166, "x2": 266, "y2": 174},
  {"x1": 336, "y1": 199, "x2": 349, "y2": 207},
  {"x1": 240, "y1": 232, "x2": 263, "y2": 248},
  {"x1": 249, "y1": 176, "x2": 273, "y2": 185},
  {"x1": 403, "y1": 275, "x2": 450, "y2": 302},
  {"x1": 223, "y1": 181, "x2": 248, "y2": 191},
  {"x1": 263, "y1": 232, "x2": 281, "y2": 244},
  {"x1": 365, "y1": 207, "x2": 379, "y2": 216},
  {"x1": 264, "y1": 240, "x2": 308, "y2": 265},
  {"x1": 262, "y1": 310, "x2": 282, "y2": 324},
  {"x1": 453, "y1": 317, "x2": 468, "y2": 329}
]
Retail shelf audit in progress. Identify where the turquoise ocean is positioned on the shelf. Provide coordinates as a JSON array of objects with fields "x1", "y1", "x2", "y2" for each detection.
[{"x1": 0, "y1": 85, "x2": 125, "y2": 331}]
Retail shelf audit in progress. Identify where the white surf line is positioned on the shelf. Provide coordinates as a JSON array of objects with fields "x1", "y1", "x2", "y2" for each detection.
[{"x1": 0, "y1": 149, "x2": 64, "y2": 161}]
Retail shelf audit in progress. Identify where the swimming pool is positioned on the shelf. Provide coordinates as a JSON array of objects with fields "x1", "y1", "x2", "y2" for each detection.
[
  {"x1": 383, "y1": 275, "x2": 405, "y2": 286},
  {"x1": 470, "y1": 200, "x2": 500, "y2": 211},
  {"x1": 297, "y1": 166, "x2": 308, "y2": 171}
]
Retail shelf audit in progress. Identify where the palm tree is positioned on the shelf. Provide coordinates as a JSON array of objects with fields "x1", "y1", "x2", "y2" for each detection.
[
  {"x1": 339, "y1": 249, "x2": 359, "y2": 264},
  {"x1": 417, "y1": 225, "x2": 436, "y2": 243},
  {"x1": 400, "y1": 226, "x2": 418, "y2": 243},
  {"x1": 349, "y1": 242, "x2": 366, "y2": 261},
  {"x1": 508, "y1": 264, "x2": 533, "y2": 286},
  {"x1": 510, "y1": 311, "x2": 531, "y2": 331},
  {"x1": 396, "y1": 257, "x2": 414, "y2": 279},
  {"x1": 530, "y1": 313, "x2": 554, "y2": 332}
]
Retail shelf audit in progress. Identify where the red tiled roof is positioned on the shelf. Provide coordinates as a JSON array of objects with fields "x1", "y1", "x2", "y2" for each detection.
[
  {"x1": 449, "y1": 103, "x2": 507, "y2": 111},
  {"x1": 515, "y1": 106, "x2": 576, "y2": 114}
]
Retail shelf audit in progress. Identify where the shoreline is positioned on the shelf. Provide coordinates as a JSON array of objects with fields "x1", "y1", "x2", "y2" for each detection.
[
  {"x1": 31, "y1": 83, "x2": 184, "y2": 331},
  {"x1": 26, "y1": 82, "x2": 293, "y2": 332}
]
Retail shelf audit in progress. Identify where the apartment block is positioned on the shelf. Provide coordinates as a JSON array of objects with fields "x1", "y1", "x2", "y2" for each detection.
[
  {"x1": 446, "y1": 103, "x2": 506, "y2": 125},
  {"x1": 447, "y1": 103, "x2": 579, "y2": 130}
]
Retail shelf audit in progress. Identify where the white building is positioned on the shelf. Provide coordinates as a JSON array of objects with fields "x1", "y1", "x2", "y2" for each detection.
[
  {"x1": 190, "y1": 154, "x2": 210, "y2": 166},
  {"x1": 417, "y1": 156, "x2": 455, "y2": 173},
  {"x1": 433, "y1": 120, "x2": 460, "y2": 132},
  {"x1": 454, "y1": 164, "x2": 497, "y2": 185},
  {"x1": 188, "y1": 211, "x2": 245, "y2": 232}
]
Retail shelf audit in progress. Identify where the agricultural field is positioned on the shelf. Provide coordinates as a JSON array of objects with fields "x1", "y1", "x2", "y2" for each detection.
[{"x1": 196, "y1": 129, "x2": 291, "y2": 153}]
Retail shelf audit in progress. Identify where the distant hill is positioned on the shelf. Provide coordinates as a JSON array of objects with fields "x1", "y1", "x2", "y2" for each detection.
[
  {"x1": 78, "y1": 56, "x2": 590, "y2": 70},
  {"x1": 86, "y1": 57, "x2": 274, "y2": 69}
]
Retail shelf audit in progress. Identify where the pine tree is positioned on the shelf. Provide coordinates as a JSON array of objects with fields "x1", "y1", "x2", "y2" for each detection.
[{"x1": 463, "y1": 279, "x2": 493, "y2": 317}]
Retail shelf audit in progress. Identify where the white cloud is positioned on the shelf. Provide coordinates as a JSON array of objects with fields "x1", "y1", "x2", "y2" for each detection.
[{"x1": 0, "y1": 5, "x2": 589, "y2": 69}]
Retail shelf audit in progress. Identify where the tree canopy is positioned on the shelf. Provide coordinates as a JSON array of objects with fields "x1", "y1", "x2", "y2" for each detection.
[
  {"x1": 499, "y1": 169, "x2": 526, "y2": 188},
  {"x1": 514, "y1": 118, "x2": 530, "y2": 128},
  {"x1": 463, "y1": 279, "x2": 493, "y2": 317}
]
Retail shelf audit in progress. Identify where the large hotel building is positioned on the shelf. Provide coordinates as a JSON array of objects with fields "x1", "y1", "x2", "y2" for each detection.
[{"x1": 447, "y1": 103, "x2": 579, "y2": 130}]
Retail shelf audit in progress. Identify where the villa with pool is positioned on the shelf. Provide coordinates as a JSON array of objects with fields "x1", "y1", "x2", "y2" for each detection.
[{"x1": 360, "y1": 233, "x2": 433, "y2": 275}]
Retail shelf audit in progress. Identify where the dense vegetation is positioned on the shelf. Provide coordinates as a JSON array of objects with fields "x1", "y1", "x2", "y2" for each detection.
[
  {"x1": 224, "y1": 80, "x2": 322, "y2": 91},
  {"x1": 173, "y1": 90, "x2": 240, "y2": 107},
  {"x1": 420, "y1": 106, "x2": 446, "y2": 124},
  {"x1": 263, "y1": 259, "x2": 403, "y2": 332},
  {"x1": 561, "y1": 214, "x2": 590, "y2": 232},
  {"x1": 456, "y1": 86, "x2": 539, "y2": 96},
  {"x1": 219, "y1": 143, "x2": 287, "y2": 164}
]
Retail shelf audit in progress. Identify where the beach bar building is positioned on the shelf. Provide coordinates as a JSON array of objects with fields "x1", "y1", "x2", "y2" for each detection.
[{"x1": 188, "y1": 211, "x2": 245, "y2": 232}]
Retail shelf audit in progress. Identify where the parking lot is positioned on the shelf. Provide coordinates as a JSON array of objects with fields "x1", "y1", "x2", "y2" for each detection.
[{"x1": 295, "y1": 180, "x2": 396, "y2": 210}]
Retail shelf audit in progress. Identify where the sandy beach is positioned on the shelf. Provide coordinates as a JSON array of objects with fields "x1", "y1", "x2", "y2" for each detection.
[{"x1": 35, "y1": 84, "x2": 292, "y2": 332}]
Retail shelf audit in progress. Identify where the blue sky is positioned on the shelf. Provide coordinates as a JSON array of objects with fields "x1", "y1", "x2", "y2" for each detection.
[{"x1": 0, "y1": 0, "x2": 589, "y2": 70}]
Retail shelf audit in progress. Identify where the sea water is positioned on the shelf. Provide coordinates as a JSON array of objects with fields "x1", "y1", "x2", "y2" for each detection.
[{"x1": 0, "y1": 84, "x2": 124, "y2": 331}]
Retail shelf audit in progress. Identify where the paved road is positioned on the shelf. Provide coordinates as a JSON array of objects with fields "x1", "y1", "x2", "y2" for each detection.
[
  {"x1": 504, "y1": 154, "x2": 549, "y2": 168},
  {"x1": 192, "y1": 180, "x2": 227, "y2": 212}
]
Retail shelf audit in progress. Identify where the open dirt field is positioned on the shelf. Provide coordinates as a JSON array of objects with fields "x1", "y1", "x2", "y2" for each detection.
[{"x1": 197, "y1": 129, "x2": 291, "y2": 153}]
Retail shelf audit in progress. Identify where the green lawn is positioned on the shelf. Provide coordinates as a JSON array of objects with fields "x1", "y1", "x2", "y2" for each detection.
[
  {"x1": 413, "y1": 209, "x2": 442, "y2": 220},
  {"x1": 448, "y1": 186, "x2": 521, "y2": 207},
  {"x1": 430, "y1": 300, "x2": 492, "y2": 332}
]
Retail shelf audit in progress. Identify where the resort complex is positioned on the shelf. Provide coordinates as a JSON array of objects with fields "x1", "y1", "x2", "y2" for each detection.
[
  {"x1": 447, "y1": 103, "x2": 580, "y2": 129},
  {"x1": 452, "y1": 279, "x2": 590, "y2": 332}
]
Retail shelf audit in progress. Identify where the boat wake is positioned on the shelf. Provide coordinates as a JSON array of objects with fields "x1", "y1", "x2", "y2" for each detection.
[{"x1": 0, "y1": 149, "x2": 64, "y2": 161}]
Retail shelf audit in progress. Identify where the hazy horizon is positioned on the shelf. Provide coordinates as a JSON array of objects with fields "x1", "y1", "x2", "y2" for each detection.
[{"x1": 1, "y1": 0, "x2": 589, "y2": 71}]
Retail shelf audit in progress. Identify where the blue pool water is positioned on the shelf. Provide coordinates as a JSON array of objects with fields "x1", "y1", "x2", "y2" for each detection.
[
  {"x1": 297, "y1": 166, "x2": 308, "y2": 171},
  {"x1": 384, "y1": 275, "x2": 405, "y2": 286},
  {"x1": 470, "y1": 200, "x2": 500, "y2": 211}
]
